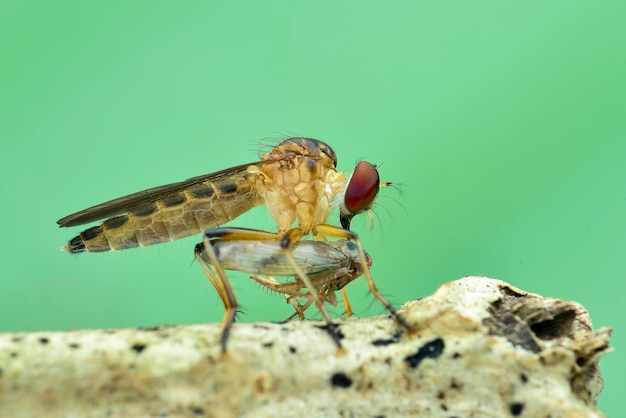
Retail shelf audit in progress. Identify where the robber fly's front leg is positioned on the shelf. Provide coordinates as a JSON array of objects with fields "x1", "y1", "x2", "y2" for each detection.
[
  {"x1": 277, "y1": 228, "x2": 346, "y2": 352},
  {"x1": 312, "y1": 224, "x2": 414, "y2": 333}
]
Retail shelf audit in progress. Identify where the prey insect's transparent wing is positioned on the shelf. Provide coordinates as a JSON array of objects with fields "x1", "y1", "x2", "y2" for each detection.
[
  {"x1": 207, "y1": 239, "x2": 362, "y2": 279},
  {"x1": 196, "y1": 234, "x2": 369, "y2": 326}
]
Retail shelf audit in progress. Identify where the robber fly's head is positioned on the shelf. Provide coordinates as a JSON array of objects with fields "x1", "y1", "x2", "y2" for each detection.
[
  {"x1": 263, "y1": 137, "x2": 338, "y2": 169},
  {"x1": 339, "y1": 161, "x2": 388, "y2": 230}
]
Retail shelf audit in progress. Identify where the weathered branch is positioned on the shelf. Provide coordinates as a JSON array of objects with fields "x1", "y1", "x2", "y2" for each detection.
[{"x1": 0, "y1": 277, "x2": 611, "y2": 417}]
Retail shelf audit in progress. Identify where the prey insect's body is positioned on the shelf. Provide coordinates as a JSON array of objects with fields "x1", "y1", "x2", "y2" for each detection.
[
  {"x1": 58, "y1": 137, "x2": 411, "y2": 351},
  {"x1": 190, "y1": 223, "x2": 410, "y2": 352},
  {"x1": 196, "y1": 230, "x2": 371, "y2": 321}
]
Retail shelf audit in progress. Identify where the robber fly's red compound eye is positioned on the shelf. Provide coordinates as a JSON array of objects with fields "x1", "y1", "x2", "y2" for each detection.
[{"x1": 344, "y1": 161, "x2": 380, "y2": 215}]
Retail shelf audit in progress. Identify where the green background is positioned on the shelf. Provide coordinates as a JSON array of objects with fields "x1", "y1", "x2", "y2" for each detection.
[{"x1": 1, "y1": 1, "x2": 624, "y2": 414}]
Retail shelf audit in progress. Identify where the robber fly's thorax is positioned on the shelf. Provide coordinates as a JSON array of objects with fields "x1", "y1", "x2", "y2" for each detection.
[{"x1": 255, "y1": 139, "x2": 348, "y2": 235}]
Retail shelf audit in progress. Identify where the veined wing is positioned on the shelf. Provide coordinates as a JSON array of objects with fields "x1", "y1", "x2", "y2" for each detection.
[
  {"x1": 57, "y1": 160, "x2": 278, "y2": 228},
  {"x1": 210, "y1": 239, "x2": 360, "y2": 278}
]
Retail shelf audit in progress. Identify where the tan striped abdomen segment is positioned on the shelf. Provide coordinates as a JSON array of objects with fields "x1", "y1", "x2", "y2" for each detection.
[{"x1": 65, "y1": 175, "x2": 264, "y2": 253}]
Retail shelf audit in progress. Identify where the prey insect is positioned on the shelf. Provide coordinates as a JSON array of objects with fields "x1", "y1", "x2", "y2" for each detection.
[
  {"x1": 194, "y1": 225, "x2": 411, "y2": 352},
  {"x1": 196, "y1": 228, "x2": 371, "y2": 324},
  {"x1": 57, "y1": 137, "x2": 411, "y2": 351}
]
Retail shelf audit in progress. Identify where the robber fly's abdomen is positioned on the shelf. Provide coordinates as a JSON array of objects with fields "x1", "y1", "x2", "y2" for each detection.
[{"x1": 65, "y1": 177, "x2": 265, "y2": 253}]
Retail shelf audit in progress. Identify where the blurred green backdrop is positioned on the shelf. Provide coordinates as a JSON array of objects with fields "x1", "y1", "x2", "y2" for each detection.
[{"x1": 1, "y1": 1, "x2": 623, "y2": 414}]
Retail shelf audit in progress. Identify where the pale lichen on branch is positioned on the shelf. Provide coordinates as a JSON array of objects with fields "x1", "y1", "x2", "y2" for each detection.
[{"x1": 0, "y1": 277, "x2": 611, "y2": 418}]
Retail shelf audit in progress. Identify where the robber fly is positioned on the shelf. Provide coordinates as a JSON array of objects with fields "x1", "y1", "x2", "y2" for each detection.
[
  {"x1": 58, "y1": 137, "x2": 411, "y2": 351},
  {"x1": 57, "y1": 138, "x2": 377, "y2": 252}
]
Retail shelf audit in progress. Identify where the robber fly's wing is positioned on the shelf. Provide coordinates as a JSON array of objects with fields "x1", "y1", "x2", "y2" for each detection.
[{"x1": 57, "y1": 159, "x2": 278, "y2": 227}]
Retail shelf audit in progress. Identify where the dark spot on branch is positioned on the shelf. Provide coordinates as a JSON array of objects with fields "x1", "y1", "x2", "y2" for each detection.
[
  {"x1": 404, "y1": 338, "x2": 445, "y2": 369},
  {"x1": 189, "y1": 406, "x2": 205, "y2": 415},
  {"x1": 139, "y1": 326, "x2": 162, "y2": 332},
  {"x1": 315, "y1": 323, "x2": 344, "y2": 340},
  {"x1": 131, "y1": 343, "x2": 147, "y2": 354},
  {"x1": 39, "y1": 337, "x2": 49, "y2": 345},
  {"x1": 330, "y1": 372, "x2": 352, "y2": 388},
  {"x1": 509, "y1": 402, "x2": 525, "y2": 416},
  {"x1": 372, "y1": 337, "x2": 398, "y2": 346}
]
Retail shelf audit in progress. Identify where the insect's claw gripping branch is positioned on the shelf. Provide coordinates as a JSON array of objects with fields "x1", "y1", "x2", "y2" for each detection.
[
  {"x1": 219, "y1": 308, "x2": 238, "y2": 353},
  {"x1": 316, "y1": 322, "x2": 344, "y2": 351},
  {"x1": 387, "y1": 304, "x2": 414, "y2": 332}
]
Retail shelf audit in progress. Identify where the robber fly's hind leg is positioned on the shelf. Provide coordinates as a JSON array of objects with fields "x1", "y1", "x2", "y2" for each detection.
[
  {"x1": 280, "y1": 228, "x2": 345, "y2": 352},
  {"x1": 316, "y1": 224, "x2": 414, "y2": 332},
  {"x1": 194, "y1": 237, "x2": 239, "y2": 354}
]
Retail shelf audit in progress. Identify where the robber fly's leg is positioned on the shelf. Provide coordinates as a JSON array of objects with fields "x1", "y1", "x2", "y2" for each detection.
[
  {"x1": 315, "y1": 224, "x2": 413, "y2": 332},
  {"x1": 197, "y1": 227, "x2": 282, "y2": 352},
  {"x1": 194, "y1": 239, "x2": 238, "y2": 353},
  {"x1": 280, "y1": 228, "x2": 344, "y2": 350}
]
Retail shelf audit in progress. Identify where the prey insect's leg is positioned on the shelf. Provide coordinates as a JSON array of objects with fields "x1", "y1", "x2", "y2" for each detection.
[
  {"x1": 249, "y1": 273, "x2": 312, "y2": 321},
  {"x1": 315, "y1": 224, "x2": 413, "y2": 332},
  {"x1": 200, "y1": 226, "x2": 370, "y2": 350},
  {"x1": 283, "y1": 297, "x2": 315, "y2": 322}
]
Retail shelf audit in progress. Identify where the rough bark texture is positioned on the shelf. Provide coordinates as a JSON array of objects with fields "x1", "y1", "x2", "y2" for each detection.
[{"x1": 0, "y1": 277, "x2": 611, "y2": 417}]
